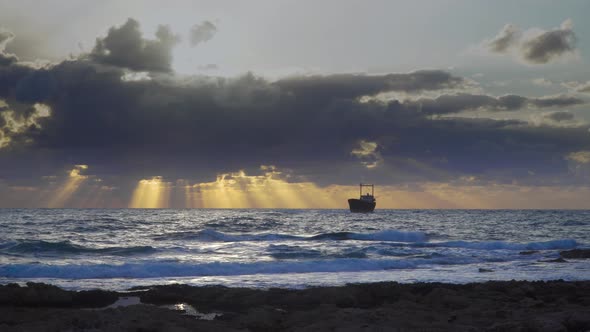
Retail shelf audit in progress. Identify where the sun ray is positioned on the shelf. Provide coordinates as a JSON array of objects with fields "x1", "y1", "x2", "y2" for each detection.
[
  {"x1": 123, "y1": 167, "x2": 494, "y2": 209},
  {"x1": 129, "y1": 176, "x2": 171, "y2": 208},
  {"x1": 46, "y1": 165, "x2": 89, "y2": 208}
]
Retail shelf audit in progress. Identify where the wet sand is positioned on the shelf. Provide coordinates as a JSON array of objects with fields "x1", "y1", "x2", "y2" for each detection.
[{"x1": 1, "y1": 280, "x2": 590, "y2": 331}]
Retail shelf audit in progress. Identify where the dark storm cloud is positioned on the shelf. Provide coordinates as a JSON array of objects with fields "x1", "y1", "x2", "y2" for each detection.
[
  {"x1": 484, "y1": 20, "x2": 577, "y2": 64},
  {"x1": 543, "y1": 111, "x2": 574, "y2": 122},
  {"x1": 1, "y1": 19, "x2": 589, "y2": 189},
  {"x1": 9, "y1": 66, "x2": 465, "y2": 151},
  {"x1": 189, "y1": 21, "x2": 217, "y2": 47},
  {"x1": 0, "y1": 59, "x2": 33, "y2": 99},
  {"x1": 89, "y1": 18, "x2": 180, "y2": 72},
  {"x1": 2, "y1": 61, "x2": 589, "y2": 186},
  {"x1": 0, "y1": 52, "x2": 18, "y2": 66},
  {"x1": 275, "y1": 70, "x2": 467, "y2": 106}
]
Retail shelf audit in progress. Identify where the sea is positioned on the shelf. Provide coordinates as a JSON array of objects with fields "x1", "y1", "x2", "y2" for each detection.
[{"x1": 1, "y1": 209, "x2": 589, "y2": 290}]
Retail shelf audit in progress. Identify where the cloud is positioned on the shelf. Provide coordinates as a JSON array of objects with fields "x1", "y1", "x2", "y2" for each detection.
[
  {"x1": 1, "y1": 62, "x2": 588, "y2": 187},
  {"x1": 522, "y1": 20, "x2": 577, "y2": 64},
  {"x1": 189, "y1": 21, "x2": 217, "y2": 47},
  {"x1": 275, "y1": 70, "x2": 468, "y2": 104},
  {"x1": 579, "y1": 84, "x2": 590, "y2": 94},
  {"x1": 0, "y1": 102, "x2": 51, "y2": 149},
  {"x1": 0, "y1": 28, "x2": 15, "y2": 50},
  {"x1": 0, "y1": 66, "x2": 467, "y2": 153},
  {"x1": 532, "y1": 78, "x2": 552, "y2": 86},
  {"x1": 0, "y1": 28, "x2": 18, "y2": 66},
  {"x1": 562, "y1": 81, "x2": 590, "y2": 94},
  {"x1": 528, "y1": 94, "x2": 583, "y2": 108},
  {"x1": 0, "y1": 53, "x2": 17, "y2": 66},
  {"x1": 350, "y1": 140, "x2": 382, "y2": 169},
  {"x1": 483, "y1": 19, "x2": 577, "y2": 64},
  {"x1": 406, "y1": 93, "x2": 584, "y2": 115},
  {"x1": 543, "y1": 111, "x2": 574, "y2": 122},
  {"x1": 567, "y1": 151, "x2": 590, "y2": 164},
  {"x1": 89, "y1": 18, "x2": 180, "y2": 72},
  {"x1": 486, "y1": 24, "x2": 521, "y2": 53}
]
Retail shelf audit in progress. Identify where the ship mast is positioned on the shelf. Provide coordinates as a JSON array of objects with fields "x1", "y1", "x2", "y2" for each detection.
[{"x1": 359, "y1": 183, "x2": 374, "y2": 197}]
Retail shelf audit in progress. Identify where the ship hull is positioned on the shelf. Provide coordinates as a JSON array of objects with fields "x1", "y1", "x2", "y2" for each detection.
[{"x1": 348, "y1": 199, "x2": 376, "y2": 213}]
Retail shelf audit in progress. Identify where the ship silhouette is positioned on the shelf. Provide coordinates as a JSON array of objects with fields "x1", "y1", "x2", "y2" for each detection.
[{"x1": 348, "y1": 184, "x2": 376, "y2": 212}]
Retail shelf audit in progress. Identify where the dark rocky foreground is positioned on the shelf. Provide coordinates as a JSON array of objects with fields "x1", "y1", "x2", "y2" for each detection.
[{"x1": 1, "y1": 280, "x2": 590, "y2": 331}]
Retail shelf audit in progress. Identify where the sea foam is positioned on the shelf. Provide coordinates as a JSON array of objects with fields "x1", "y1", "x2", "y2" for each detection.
[{"x1": 0, "y1": 256, "x2": 475, "y2": 279}]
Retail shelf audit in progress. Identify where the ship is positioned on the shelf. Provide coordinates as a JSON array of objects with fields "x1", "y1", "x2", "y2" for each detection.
[{"x1": 348, "y1": 183, "x2": 376, "y2": 212}]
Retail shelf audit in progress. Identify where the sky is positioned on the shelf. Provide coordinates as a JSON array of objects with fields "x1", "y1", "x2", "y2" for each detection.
[{"x1": 1, "y1": 0, "x2": 590, "y2": 208}]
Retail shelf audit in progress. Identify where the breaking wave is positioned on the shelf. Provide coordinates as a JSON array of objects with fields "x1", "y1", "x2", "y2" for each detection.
[
  {"x1": 0, "y1": 240, "x2": 156, "y2": 256},
  {"x1": 415, "y1": 239, "x2": 578, "y2": 251},
  {"x1": 153, "y1": 229, "x2": 428, "y2": 243},
  {"x1": 0, "y1": 256, "x2": 475, "y2": 279}
]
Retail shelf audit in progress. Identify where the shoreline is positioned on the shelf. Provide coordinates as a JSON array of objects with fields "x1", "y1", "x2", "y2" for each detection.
[{"x1": 1, "y1": 280, "x2": 589, "y2": 331}]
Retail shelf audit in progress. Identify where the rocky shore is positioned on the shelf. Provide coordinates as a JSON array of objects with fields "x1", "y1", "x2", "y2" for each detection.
[{"x1": 1, "y1": 280, "x2": 590, "y2": 331}]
